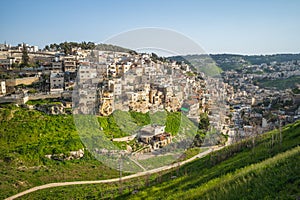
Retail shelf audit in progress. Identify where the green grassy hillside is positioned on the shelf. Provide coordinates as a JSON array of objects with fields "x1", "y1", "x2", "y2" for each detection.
[
  {"x1": 119, "y1": 120, "x2": 300, "y2": 200},
  {"x1": 0, "y1": 105, "x2": 197, "y2": 199},
  {"x1": 0, "y1": 104, "x2": 119, "y2": 199},
  {"x1": 19, "y1": 120, "x2": 300, "y2": 200}
]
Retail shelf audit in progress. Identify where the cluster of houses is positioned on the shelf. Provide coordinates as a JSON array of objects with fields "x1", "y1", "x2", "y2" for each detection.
[
  {"x1": 72, "y1": 50, "x2": 231, "y2": 125},
  {"x1": 222, "y1": 62, "x2": 300, "y2": 138},
  {"x1": 0, "y1": 43, "x2": 92, "y2": 103},
  {"x1": 242, "y1": 61, "x2": 300, "y2": 80},
  {"x1": 9, "y1": 42, "x2": 300, "y2": 152},
  {"x1": 71, "y1": 50, "x2": 232, "y2": 152},
  {"x1": 0, "y1": 42, "x2": 235, "y2": 153}
]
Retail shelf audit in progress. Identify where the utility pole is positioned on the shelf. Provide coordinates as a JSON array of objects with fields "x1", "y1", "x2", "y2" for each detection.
[
  {"x1": 279, "y1": 115, "x2": 282, "y2": 146},
  {"x1": 118, "y1": 155, "x2": 123, "y2": 195}
]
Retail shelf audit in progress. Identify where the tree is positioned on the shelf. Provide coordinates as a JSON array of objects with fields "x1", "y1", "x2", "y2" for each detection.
[
  {"x1": 199, "y1": 113, "x2": 210, "y2": 130},
  {"x1": 193, "y1": 134, "x2": 204, "y2": 147},
  {"x1": 50, "y1": 44, "x2": 56, "y2": 50},
  {"x1": 21, "y1": 43, "x2": 30, "y2": 67},
  {"x1": 45, "y1": 45, "x2": 50, "y2": 51},
  {"x1": 61, "y1": 42, "x2": 72, "y2": 55}
]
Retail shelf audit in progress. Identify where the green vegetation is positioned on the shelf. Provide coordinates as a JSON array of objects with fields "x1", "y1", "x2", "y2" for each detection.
[
  {"x1": 95, "y1": 43, "x2": 134, "y2": 53},
  {"x1": 210, "y1": 54, "x2": 300, "y2": 71},
  {"x1": 150, "y1": 53, "x2": 167, "y2": 63},
  {"x1": 169, "y1": 55, "x2": 223, "y2": 76},
  {"x1": 257, "y1": 75, "x2": 300, "y2": 90},
  {"x1": 97, "y1": 113, "x2": 130, "y2": 139},
  {"x1": 172, "y1": 54, "x2": 300, "y2": 72},
  {"x1": 18, "y1": 120, "x2": 300, "y2": 200},
  {"x1": 292, "y1": 87, "x2": 300, "y2": 94},
  {"x1": 138, "y1": 155, "x2": 177, "y2": 170},
  {"x1": 198, "y1": 112, "x2": 209, "y2": 130},
  {"x1": 96, "y1": 110, "x2": 149, "y2": 139},
  {"x1": 210, "y1": 54, "x2": 251, "y2": 71},
  {"x1": 138, "y1": 147, "x2": 207, "y2": 170},
  {"x1": 176, "y1": 147, "x2": 209, "y2": 161},
  {"x1": 21, "y1": 43, "x2": 30, "y2": 68},
  {"x1": 0, "y1": 104, "x2": 224, "y2": 199},
  {"x1": 0, "y1": 105, "x2": 119, "y2": 199},
  {"x1": 165, "y1": 112, "x2": 181, "y2": 135},
  {"x1": 129, "y1": 111, "x2": 151, "y2": 126},
  {"x1": 149, "y1": 111, "x2": 167, "y2": 125},
  {"x1": 97, "y1": 111, "x2": 183, "y2": 139},
  {"x1": 243, "y1": 53, "x2": 300, "y2": 65},
  {"x1": 179, "y1": 146, "x2": 300, "y2": 200},
  {"x1": 26, "y1": 99, "x2": 62, "y2": 105},
  {"x1": 121, "y1": 120, "x2": 300, "y2": 199},
  {"x1": 45, "y1": 42, "x2": 134, "y2": 55},
  {"x1": 45, "y1": 41, "x2": 96, "y2": 54}
]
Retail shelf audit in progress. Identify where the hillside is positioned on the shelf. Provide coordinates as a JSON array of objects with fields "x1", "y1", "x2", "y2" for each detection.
[
  {"x1": 168, "y1": 54, "x2": 223, "y2": 76},
  {"x1": 0, "y1": 103, "x2": 206, "y2": 199},
  {"x1": 0, "y1": 104, "x2": 120, "y2": 199},
  {"x1": 169, "y1": 53, "x2": 300, "y2": 72},
  {"x1": 95, "y1": 43, "x2": 135, "y2": 53},
  {"x1": 18, "y1": 120, "x2": 300, "y2": 199},
  {"x1": 256, "y1": 75, "x2": 300, "y2": 90},
  {"x1": 44, "y1": 42, "x2": 135, "y2": 55},
  {"x1": 211, "y1": 53, "x2": 300, "y2": 71},
  {"x1": 118, "y1": 120, "x2": 300, "y2": 199}
]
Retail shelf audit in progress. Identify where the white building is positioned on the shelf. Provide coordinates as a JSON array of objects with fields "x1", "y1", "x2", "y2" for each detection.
[
  {"x1": 138, "y1": 125, "x2": 166, "y2": 144},
  {"x1": 0, "y1": 81, "x2": 6, "y2": 95},
  {"x1": 50, "y1": 72, "x2": 64, "y2": 94},
  {"x1": 78, "y1": 65, "x2": 97, "y2": 81},
  {"x1": 0, "y1": 58, "x2": 15, "y2": 69}
]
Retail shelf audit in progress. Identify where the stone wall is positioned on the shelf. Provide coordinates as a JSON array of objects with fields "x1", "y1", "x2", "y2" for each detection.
[
  {"x1": 28, "y1": 93, "x2": 61, "y2": 100},
  {"x1": 5, "y1": 77, "x2": 39, "y2": 87},
  {"x1": 0, "y1": 96, "x2": 28, "y2": 104}
]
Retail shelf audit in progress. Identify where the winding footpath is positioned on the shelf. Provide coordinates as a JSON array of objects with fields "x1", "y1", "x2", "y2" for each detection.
[{"x1": 6, "y1": 146, "x2": 222, "y2": 200}]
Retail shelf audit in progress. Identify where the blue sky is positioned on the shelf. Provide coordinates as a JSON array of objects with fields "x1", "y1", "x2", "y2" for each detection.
[{"x1": 1, "y1": 0, "x2": 300, "y2": 55}]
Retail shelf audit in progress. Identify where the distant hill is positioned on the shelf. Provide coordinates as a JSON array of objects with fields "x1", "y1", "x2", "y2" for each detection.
[
  {"x1": 170, "y1": 53, "x2": 300, "y2": 72},
  {"x1": 45, "y1": 42, "x2": 136, "y2": 55},
  {"x1": 210, "y1": 54, "x2": 251, "y2": 71},
  {"x1": 95, "y1": 43, "x2": 135, "y2": 53},
  {"x1": 242, "y1": 53, "x2": 300, "y2": 65},
  {"x1": 211, "y1": 53, "x2": 300, "y2": 71},
  {"x1": 168, "y1": 54, "x2": 223, "y2": 77}
]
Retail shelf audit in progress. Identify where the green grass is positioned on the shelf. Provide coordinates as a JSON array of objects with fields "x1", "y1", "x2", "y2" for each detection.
[
  {"x1": 138, "y1": 155, "x2": 178, "y2": 170},
  {"x1": 26, "y1": 99, "x2": 62, "y2": 105},
  {"x1": 165, "y1": 112, "x2": 182, "y2": 135},
  {"x1": 18, "y1": 120, "x2": 300, "y2": 199},
  {"x1": 97, "y1": 111, "x2": 184, "y2": 138},
  {"x1": 117, "y1": 120, "x2": 300, "y2": 199},
  {"x1": 181, "y1": 146, "x2": 300, "y2": 200},
  {"x1": 183, "y1": 147, "x2": 208, "y2": 159},
  {"x1": 0, "y1": 105, "x2": 119, "y2": 199},
  {"x1": 149, "y1": 111, "x2": 167, "y2": 125},
  {"x1": 130, "y1": 111, "x2": 151, "y2": 126},
  {"x1": 7, "y1": 105, "x2": 298, "y2": 199},
  {"x1": 97, "y1": 112, "x2": 132, "y2": 139},
  {"x1": 0, "y1": 105, "x2": 201, "y2": 199}
]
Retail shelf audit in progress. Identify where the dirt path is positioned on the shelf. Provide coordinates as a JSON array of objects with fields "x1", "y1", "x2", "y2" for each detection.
[{"x1": 6, "y1": 146, "x2": 221, "y2": 200}]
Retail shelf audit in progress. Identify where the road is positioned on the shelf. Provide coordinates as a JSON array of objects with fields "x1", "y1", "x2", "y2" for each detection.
[{"x1": 6, "y1": 146, "x2": 221, "y2": 200}]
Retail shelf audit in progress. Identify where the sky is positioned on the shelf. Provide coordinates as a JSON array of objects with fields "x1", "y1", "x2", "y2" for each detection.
[{"x1": 0, "y1": 0, "x2": 300, "y2": 55}]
